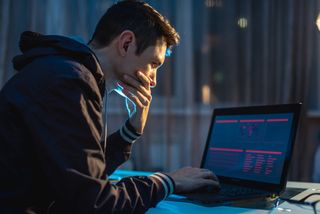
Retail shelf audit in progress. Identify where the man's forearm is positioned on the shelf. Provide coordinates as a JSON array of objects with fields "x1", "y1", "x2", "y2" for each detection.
[{"x1": 105, "y1": 120, "x2": 141, "y2": 175}]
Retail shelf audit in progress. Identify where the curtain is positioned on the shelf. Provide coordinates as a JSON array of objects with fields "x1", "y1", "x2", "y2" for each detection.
[{"x1": 0, "y1": 0, "x2": 112, "y2": 88}]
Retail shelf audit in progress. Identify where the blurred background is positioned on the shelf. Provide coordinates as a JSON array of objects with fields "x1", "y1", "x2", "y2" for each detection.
[{"x1": 1, "y1": 0, "x2": 320, "y2": 182}]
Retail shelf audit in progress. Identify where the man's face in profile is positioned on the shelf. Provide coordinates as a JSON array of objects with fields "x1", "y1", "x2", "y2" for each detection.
[{"x1": 117, "y1": 38, "x2": 167, "y2": 89}]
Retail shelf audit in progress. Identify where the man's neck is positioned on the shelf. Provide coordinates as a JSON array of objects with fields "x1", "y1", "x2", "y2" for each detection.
[{"x1": 89, "y1": 44, "x2": 116, "y2": 94}]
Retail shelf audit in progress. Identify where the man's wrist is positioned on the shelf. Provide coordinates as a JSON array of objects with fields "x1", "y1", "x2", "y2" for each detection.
[
  {"x1": 149, "y1": 172, "x2": 175, "y2": 198},
  {"x1": 119, "y1": 119, "x2": 142, "y2": 143},
  {"x1": 128, "y1": 116, "x2": 144, "y2": 134}
]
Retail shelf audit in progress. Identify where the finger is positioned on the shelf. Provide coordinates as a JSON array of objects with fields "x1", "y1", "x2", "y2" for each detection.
[
  {"x1": 118, "y1": 80, "x2": 151, "y2": 102},
  {"x1": 199, "y1": 168, "x2": 219, "y2": 179},
  {"x1": 189, "y1": 179, "x2": 220, "y2": 192},
  {"x1": 201, "y1": 171, "x2": 219, "y2": 181},
  {"x1": 200, "y1": 171, "x2": 218, "y2": 180},
  {"x1": 198, "y1": 178, "x2": 220, "y2": 188},
  {"x1": 122, "y1": 88, "x2": 144, "y2": 108},
  {"x1": 136, "y1": 71, "x2": 151, "y2": 89},
  {"x1": 124, "y1": 84, "x2": 150, "y2": 104},
  {"x1": 122, "y1": 85, "x2": 150, "y2": 107},
  {"x1": 121, "y1": 75, "x2": 151, "y2": 100}
]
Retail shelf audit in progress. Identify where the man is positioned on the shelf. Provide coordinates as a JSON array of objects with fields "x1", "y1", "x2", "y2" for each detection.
[{"x1": 0, "y1": 1, "x2": 219, "y2": 213}]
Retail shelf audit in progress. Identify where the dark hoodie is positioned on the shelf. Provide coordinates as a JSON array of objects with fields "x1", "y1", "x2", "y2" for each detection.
[{"x1": 0, "y1": 31, "x2": 171, "y2": 213}]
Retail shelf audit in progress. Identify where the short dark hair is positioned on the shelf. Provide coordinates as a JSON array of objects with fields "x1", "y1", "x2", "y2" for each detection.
[{"x1": 89, "y1": 0, "x2": 180, "y2": 55}]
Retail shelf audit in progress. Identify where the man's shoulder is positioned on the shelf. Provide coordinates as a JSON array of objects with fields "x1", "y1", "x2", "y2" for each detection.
[
  {"x1": 3, "y1": 55, "x2": 101, "y2": 100},
  {"x1": 33, "y1": 55, "x2": 90, "y2": 77},
  {"x1": 22, "y1": 54, "x2": 102, "y2": 91}
]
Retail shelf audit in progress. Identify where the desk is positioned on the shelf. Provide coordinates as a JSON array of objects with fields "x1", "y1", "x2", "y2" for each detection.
[{"x1": 111, "y1": 170, "x2": 320, "y2": 214}]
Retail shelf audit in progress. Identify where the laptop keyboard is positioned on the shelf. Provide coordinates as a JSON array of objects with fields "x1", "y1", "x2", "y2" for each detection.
[
  {"x1": 176, "y1": 183, "x2": 271, "y2": 204},
  {"x1": 219, "y1": 184, "x2": 267, "y2": 197}
]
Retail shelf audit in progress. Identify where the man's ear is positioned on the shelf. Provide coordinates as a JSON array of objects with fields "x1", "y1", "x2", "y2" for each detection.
[{"x1": 118, "y1": 30, "x2": 135, "y2": 56}]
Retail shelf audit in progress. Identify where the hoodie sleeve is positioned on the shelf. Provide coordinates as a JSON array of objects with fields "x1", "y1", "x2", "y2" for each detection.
[
  {"x1": 105, "y1": 120, "x2": 142, "y2": 176},
  {"x1": 26, "y1": 68, "x2": 173, "y2": 213}
]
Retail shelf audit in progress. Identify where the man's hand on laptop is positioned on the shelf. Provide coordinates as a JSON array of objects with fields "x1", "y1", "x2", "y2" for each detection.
[{"x1": 167, "y1": 167, "x2": 220, "y2": 194}]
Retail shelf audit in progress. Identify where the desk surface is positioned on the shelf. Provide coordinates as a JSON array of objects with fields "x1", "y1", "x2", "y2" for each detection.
[
  {"x1": 111, "y1": 170, "x2": 320, "y2": 214},
  {"x1": 148, "y1": 182, "x2": 320, "y2": 214}
]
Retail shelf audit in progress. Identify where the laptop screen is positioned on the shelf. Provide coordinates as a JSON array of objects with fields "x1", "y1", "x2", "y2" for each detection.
[{"x1": 202, "y1": 112, "x2": 294, "y2": 185}]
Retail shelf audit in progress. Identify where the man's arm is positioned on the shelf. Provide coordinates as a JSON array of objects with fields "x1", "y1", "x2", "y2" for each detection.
[
  {"x1": 104, "y1": 120, "x2": 140, "y2": 175},
  {"x1": 104, "y1": 70, "x2": 150, "y2": 175},
  {"x1": 27, "y1": 69, "x2": 171, "y2": 213}
]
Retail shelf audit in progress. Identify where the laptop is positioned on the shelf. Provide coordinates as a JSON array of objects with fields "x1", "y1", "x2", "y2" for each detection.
[{"x1": 172, "y1": 103, "x2": 302, "y2": 204}]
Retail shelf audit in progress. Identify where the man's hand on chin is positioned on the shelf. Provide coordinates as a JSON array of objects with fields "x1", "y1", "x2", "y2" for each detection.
[{"x1": 118, "y1": 71, "x2": 152, "y2": 134}]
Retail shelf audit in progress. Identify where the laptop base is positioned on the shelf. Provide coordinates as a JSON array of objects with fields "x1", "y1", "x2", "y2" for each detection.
[{"x1": 166, "y1": 187, "x2": 306, "y2": 210}]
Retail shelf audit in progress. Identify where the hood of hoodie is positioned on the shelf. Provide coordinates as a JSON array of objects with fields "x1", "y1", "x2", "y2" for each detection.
[{"x1": 12, "y1": 31, "x2": 104, "y2": 87}]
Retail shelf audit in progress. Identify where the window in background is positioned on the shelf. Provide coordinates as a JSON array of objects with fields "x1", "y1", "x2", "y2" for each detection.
[{"x1": 308, "y1": 12, "x2": 320, "y2": 114}]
